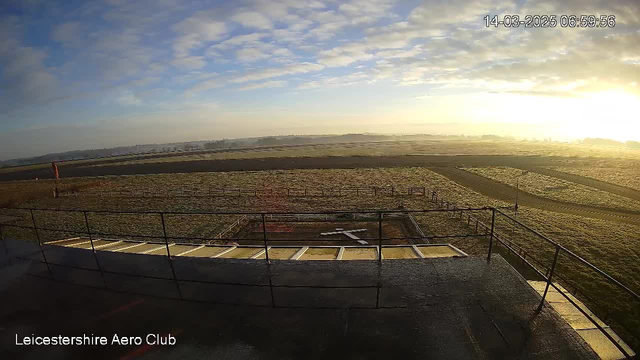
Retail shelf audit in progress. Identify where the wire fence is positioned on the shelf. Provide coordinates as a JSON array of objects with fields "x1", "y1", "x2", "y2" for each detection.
[{"x1": 59, "y1": 185, "x2": 433, "y2": 198}]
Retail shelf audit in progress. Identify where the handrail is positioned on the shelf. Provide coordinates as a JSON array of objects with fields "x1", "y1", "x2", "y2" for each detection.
[{"x1": 495, "y1": 209, "x2": 640, "y2": 302}]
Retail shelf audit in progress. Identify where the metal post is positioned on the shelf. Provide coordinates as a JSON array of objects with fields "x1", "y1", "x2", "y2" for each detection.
[
  {"x1": 378, "y1": 212, "x2": 383, "y2": 263},
  {"x1": 30, "y1": 209, "x2": 52, "y2": 277},
  {"x1": 160, "y1": 213, "x2": 182, "y2": 299},
  {"x1": 84, "y1": 211, "x2": 107, "y2": 288},
  {"x1": 374, "y1": 187, "x2": 377, "y2": 196},
  {"x1": 0, "y1": 224, "x2": 8, "y2": 256},
  {"x1": 487, "y1": 208, "x2": 496, "y2": 262},
  {"x1": 261, "y1": 214, "x2": 270, "y2": 264},
  {"x1": 538, "y1": 246, "x2": 561, "y2": 312}
]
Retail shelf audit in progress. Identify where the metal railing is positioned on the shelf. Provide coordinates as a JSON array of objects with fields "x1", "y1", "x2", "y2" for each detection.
[{"x1": 0, "y1": 205, "x2": 637, "y2": 358}]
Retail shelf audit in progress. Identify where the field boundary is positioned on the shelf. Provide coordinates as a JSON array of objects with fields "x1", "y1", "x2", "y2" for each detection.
[{"x1": 61, "y1": 185, "x2": 431, "y2": 199}]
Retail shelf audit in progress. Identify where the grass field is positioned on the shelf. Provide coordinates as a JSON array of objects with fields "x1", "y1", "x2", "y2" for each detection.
[
  {"x1": 464, "y1": 166, "x2": 640, "y2": 211},
  {"x1": 1, "y1": 165, "x2": 639, "y2": 350},
  {"x1": 546, "y1": 165, "x2": 640, "y2": 192},
  {"x1": 83, "y1": 139, "x2": 640, "y2": 168},
  {"x1": 3, "y1": 139, "x2": 640, "y2": 176}
]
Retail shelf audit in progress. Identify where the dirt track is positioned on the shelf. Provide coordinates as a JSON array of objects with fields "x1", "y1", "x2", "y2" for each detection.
[
  {"x1": 431, "y1": 167, "x2": 640, "y2": 225},
  {"x1": 0, "y1": 154, "x2": 571, "y2": 181}
]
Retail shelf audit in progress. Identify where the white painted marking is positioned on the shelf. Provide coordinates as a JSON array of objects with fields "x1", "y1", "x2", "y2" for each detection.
[
  {"x1": 291, "y1": 246, "x2": 309, "y2": 260},
  {"x1": 211, "y1": 246, "x2": 236, "y2": 258},
  {"x1": 176, "y1": 245, "x2": 204, "y2": 256},
  {"x1": 320, "y1": 228, "x2": 369, "y2": 244},
  {"x1": 412, "y1": 245, "x2": 426, "y2": 259},
  {"x1": 337, "y1": 247, "x2": 345, "y2": 260},
  {"x1": 112, "y1": 242, "x2": 147, "y2": 252},
  {"x1": 251, "y1": 248, "x2": 268, "y2": 259},
  {"x1": 66, "y1": 240, "x2": 91, "y2": 247},
  {"x1": 94, "y1": 240, "x2": 122, "y2": 249},
  {"x1": 141, "y1": 244, "x2": 172, "y2": 254},
  {"x1": 45, "y1": 237, "x2": 80, "y2": 244},
  {"x1": 447, "y1": 244, "x2": 468, "y2": 257}
]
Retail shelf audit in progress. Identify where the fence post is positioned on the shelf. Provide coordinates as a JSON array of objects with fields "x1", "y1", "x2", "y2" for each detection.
[
  {"x1": 538, "y1": 246, "x2": 560, "y2": 312},
  {"x1": 30, "y1": 209, "x2": 52, "y2": 277},
  {"x1": 160, "y1": 213, "x2": 182, "y2": 300},
  {"x1": 475, "y1": 219, "x2": 479, "y2": 233},
  {"x1": 374, "y1": 187, "x2": 377, "y2": 196},
  {"x1": 261, "y1": 214, "x2": 270, "y2": 264},
  {"x1": 0, "y1": 224, "x2": 8, "y2": 257},
  {"x1": 487, "y1": 208, "x2": 496, "y2": 262},
  {"x1": 378, "y1": 212, "x2": 383, "y2": 264},
  {"x1": 84, "y1": 211, "x2": 107, "y2": 288}
]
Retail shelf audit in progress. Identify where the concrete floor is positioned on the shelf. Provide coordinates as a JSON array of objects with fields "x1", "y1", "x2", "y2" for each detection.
[{"x1": 0, "y1": 255, "x2": 597, "y2": 359}]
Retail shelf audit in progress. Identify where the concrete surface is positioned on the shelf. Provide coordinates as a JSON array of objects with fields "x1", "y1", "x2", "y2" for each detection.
[{"x1": 0, "y1": 250, "x2": 599, "y2": 359}]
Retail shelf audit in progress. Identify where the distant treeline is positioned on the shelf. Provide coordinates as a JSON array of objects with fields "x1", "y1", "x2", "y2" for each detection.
[
  {"x1": 581, "y1": 138, "x2": 640, "y2": 149},
  {"x1": 6, "y1": 133, "x2": 634, "y2": 169}
]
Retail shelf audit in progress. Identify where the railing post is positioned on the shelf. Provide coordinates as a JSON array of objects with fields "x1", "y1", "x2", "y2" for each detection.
[
  {"x1": 261, "y1": 214, "x2": 270, "y2": 264},
  {"x1": 84, "y1": 211, "x2": 107, "y2": 288},
  {"x1": 160, "y1": 213, "x2": 182, "y2": 300},
  {"x1": 538, "y1": 246, "x2": 561, "y2": 312},
  {"x1": 487, "y1": 208, "x2": 496, "y2": 262},
  {"x1": 378, "y1": 212, "x2": 383, "y2": 264},
  {"x1": 0, "y1": 224, "x2": 8, "y2": 256},
  {"x1": 30, "y1": 209, "x2": 52, "y2": 277}
]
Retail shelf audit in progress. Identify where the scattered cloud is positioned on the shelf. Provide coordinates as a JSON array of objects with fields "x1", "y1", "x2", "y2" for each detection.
[
  {"x1": 2, "y1": 0, "x2": 640, "y2": 152},
  {"x1": 237, "y1": 80, "x2": 287, "y2": 91},
  {"x1": 230, "y1": 62, "x2": 325, "y2": 83}
]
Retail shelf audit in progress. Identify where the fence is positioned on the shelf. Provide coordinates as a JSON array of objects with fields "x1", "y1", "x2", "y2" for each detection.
[
  {"x1": 60, "y1": 185, "x2": 433, "y2": 199},
  {"x1": 0, "y1": 206, "x2": 637, "y2": 358},
  {"x1": 435, "y1": 203, "x2": 639, "y2": 359}
]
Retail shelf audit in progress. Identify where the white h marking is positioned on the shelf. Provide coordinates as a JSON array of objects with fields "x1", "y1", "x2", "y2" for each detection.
[{"x1": 320, "y1": 228, "x2": 369, "y2": 245}]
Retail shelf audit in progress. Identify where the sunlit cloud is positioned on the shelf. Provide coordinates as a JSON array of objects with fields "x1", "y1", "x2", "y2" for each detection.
[{"x1": 1, "y1": 0, "x2": 640, "y2": 158}]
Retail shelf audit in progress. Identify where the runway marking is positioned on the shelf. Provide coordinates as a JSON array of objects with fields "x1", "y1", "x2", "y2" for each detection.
[
  {"x1": 141, "y1": 244, "x2": 172, "y2": 254},
  {"x1": 113, "y1": 242, "x2": 147, "y2": 252},
  {"x1": 94, "y1": 240, "x2": 122, "y2": 249},
  {"x1": 211, "y1": 246, "x2": 236, "y2": 258},
  {"x1": 45, "y1": 237, "x2": 80, "y2": 244},
  {"x1": 175, "y1": 245, "x2": 204, "y2": 256}
]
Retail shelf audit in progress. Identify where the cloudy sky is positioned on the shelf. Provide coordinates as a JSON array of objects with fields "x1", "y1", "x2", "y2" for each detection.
[{"x1": 1, "y1": 0, "x2": 639, "y2": 159}]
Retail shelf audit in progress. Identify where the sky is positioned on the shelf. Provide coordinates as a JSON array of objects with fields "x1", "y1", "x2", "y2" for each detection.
[{"x1": 1, "y1": 0, "x2": 639, "y2": 160}]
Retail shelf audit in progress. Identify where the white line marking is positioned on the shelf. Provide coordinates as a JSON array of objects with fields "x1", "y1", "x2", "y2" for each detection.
[
  {"x1": 212, "y1": 246, "x2": 236, "y2": 258},
  {"x1": 45, "y1": 237, "x2": 80, "y2": 244},
  {"x1": 175, "y1": 245, "x2": 204, "y2": 256},
  {"x1": 141, "y1": 244, "x2": 172, "y2": 254},
  {"x1": 251, "y1": 248, "x2": 268, "y2": 259},
  {"x1": 412, "y1": 245, "x2": 426, "y2": 259},
  {"x1": 66, "y1": 240, "x2": 91, "y2": 247},
  {"x1": 291, "y1": 246, "x2": 308, "y2": 260},
  {"x1": 113, "y1": 242, "x2": 147, "y2": 252},
  {"x1": 337, "y1": 247, "x2": 345, "y2": 260},
  {"x1": 94, "y1": 240, "x2": 122, "y2": 249}
]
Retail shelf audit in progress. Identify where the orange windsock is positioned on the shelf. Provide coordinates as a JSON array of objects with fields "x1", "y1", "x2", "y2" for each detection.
[{"x1": 52, "y1": 162, "x2": 59, "y2": 179}]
